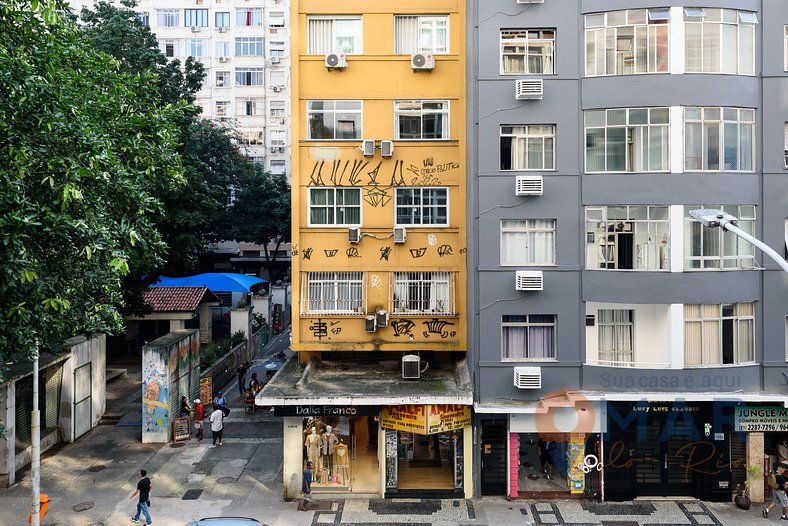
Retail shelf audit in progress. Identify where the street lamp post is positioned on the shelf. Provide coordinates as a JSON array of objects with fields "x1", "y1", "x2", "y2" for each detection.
[{"x1": 689, "y1": 208, "x2": 788, "y2": 275}]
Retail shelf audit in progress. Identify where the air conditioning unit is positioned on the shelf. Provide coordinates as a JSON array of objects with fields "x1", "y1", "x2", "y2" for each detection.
[
  {"x1": 325, "y1": 53, "x2": 347, "y2": 69},
  {"x1": 411, "y1": 53, "x2": 435, "y2": 71},
  {"x1": 515, "y1": 175, "x2": 544, "y2": 196},
  {"x1": 375, "y1": 310, "x2": 389, "y2": 328},
  {"x1": 515, "y1": 79, "x2": 543, "y2": 100},
  {"x1": 217, "y1": 26, "x2": 227, "y2": 32},
  {"x1": 190, "y1": 26, "x2": 201, "y2": 32},
  {"x1": 393, "y1": 226, "x2": 406, "y2": 244},
  {"x1": 402, "y1": 355, "x2": 421, "y2": 379},
  {"x1": 513, "y1": 367, "x2": 542, "y2": 389},
  {"x1": 361, "y1": 139, "x2": 375, "y2": 157},
  {"x1": 218, "y1": 57, "x2": 229, "y2": 63},
  {"x1": 365, "y1": 316, "x2": 377, "y2": 333},
  {"x1": 269, "y1": 56, "x2": 280, "y2": 64},
  {"x1": 515, "y1": 270, "x2": 543, "y2": 291},
  {"x1": 380, "y1": 140, "x2": 394, "y2": 158},
  {"x1": 269, "y1": 146, "x2": 284, "y2": 154},
  {"x1": 272, "y1": 86, "x2": 282, "y2": 92},
  {"x1": 348, "y1": 227, "x2": 361, "y2": 244}
]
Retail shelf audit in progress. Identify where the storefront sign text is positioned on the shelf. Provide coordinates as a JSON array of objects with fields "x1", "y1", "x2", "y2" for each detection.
[
  {"x1": 274, "y1": 405, "x2": 380, "y2": 417},
  {"x1": 735, "y1": 406, "x2": 788, "y2": 432},
  {"x1": 381, "y1": 404, "x2": 471, "y2": 435}
]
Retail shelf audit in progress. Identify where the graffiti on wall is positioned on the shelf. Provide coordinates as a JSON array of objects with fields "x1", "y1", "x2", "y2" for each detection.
[{"x1": 142, "y1": 362, "x2": 168, "y2": 433}]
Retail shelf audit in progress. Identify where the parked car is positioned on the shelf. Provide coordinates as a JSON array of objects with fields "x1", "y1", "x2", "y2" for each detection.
[{"x1": 184, "y1": 518, "x2": 265, "y2": 526}]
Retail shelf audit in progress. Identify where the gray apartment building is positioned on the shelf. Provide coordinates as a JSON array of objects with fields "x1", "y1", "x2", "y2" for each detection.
[{"x1": 468, "y1": 0, "x2": 788, "y2": 501}]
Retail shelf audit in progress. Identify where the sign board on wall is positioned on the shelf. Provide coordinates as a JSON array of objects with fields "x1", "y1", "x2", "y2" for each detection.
[
  {"x1": 173, "y1": 417, "x2": 191, "y2": 442},
  {"x1": 381, "y1": 404, "x2": 471, "y2": 435},
  {"x1": 199, "y1": 377, "x2": 212, "y2": 407},
  {"x1": 274, "y1": 405, "x2": 380, "y2": 417},
  {"x1": 735, "y1": 406, "x2": 788, "y2": 432}
]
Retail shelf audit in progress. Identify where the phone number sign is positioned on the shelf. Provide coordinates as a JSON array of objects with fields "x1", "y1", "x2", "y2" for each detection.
[{"x1": 735, "y1": 406, "x2": 788, "y2": 431}]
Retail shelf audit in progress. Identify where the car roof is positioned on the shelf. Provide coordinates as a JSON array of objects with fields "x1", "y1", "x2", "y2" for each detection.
[{"x1": 184, "y1": 518, "x2": 263, "y2": 526}]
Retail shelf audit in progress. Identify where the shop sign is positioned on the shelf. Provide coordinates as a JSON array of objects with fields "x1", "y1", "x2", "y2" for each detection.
[
  {"x1": 274, "y1": 405, "x2": 380, "y2": 417},
  {"x1": 568, "y1": 433, "x2": 586, "y2": 494},
  {"x1": 735, "y1": 406, "x2": 788, "y2": 432},
  {"x1": 381, "y1": 404, "x2": 471, "y2": 435}
]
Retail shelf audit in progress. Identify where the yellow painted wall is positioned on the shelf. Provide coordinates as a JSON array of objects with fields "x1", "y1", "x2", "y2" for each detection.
[{"x1": 291, "y1": 1, "x2": 466, "y2": 354}]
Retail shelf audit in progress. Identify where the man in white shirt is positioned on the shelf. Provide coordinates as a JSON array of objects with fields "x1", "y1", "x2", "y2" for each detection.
[{"x1": 209, "y1": 407, "x2": 224, "y2": 447}]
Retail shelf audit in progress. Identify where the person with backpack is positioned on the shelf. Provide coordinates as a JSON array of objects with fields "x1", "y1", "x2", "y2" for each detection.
[{"x1": 764, "y1": 466, "x2": 788, "y2": 519}]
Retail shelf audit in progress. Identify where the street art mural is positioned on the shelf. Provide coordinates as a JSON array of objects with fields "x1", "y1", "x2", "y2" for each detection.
[{"x1": 142, "y1": 360, "x2": 168, "y2": 438}]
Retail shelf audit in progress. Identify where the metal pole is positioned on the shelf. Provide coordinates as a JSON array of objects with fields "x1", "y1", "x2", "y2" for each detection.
[
  {"x1": 31, "y1": 352, "x2": 40, "y2": 526},
  {"x1": 720, "y1": 221, "x2": 788, "y2": 275}
]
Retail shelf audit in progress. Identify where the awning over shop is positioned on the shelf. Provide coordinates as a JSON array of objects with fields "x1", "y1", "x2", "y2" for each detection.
[{"x1": 381, "y1": 404, "x2": 471, "y2": 435}]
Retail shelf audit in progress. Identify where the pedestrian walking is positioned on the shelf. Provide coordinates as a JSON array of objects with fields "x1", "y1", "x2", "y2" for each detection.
[
  {"x1": 193, "y1": 399, "x2": 205, "y2": 441},
  {"x1": 213, "y1": 390, "x2": 227, "y2": 409},
  {"x1": 129, "y1": 469, "x2": 152, "y2": 525},
  {"x1": 764, "y1": 466, "x2": 788, "y2": 519},
  {"x1": 236, "y1": 363, "x2": 247, "y2": 396},
  {"x1": 179, "y1": 396, "x2": 192, "y2": 418},
  {"x1": 298, "y1": 461, "x2": 313, "y2": 511},
  {"x1": 209, "y1": 405, "x2": 224, "y2": 447}
]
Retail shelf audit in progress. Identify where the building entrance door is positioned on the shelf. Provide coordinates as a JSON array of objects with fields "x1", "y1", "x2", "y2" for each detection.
[{"x1": 633, "y1": 416, "x2": 696, "y2": 496}]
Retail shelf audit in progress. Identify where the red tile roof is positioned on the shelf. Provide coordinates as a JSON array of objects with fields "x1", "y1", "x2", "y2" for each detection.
[{"x1": 143, "y1": 286, "x2": 221, "y2": 312}]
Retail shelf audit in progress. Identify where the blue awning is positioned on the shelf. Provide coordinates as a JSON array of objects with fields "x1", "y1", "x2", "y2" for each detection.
[{"x1": 151, "y1": 273, "x2": 267, "y2": 293}]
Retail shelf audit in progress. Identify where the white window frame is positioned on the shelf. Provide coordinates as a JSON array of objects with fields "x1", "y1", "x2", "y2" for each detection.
[
  {"x1": 302, "y1": 271, "x2": 365, "y2": 315},
  {"x1": 184, "y1": 9, "x2": 208, "y2": 27},
  {"x1": 785, "y1": 26, "x2": 788, "y2": 72},
  {"x1": 156, "y1": 9, "x2": 179, "y2": 28},
  {"x1": 307, "y1": 100, "x2": 362, "y2": 140},
  {"x1": 269, "y1": 11, "x2": 286, "y2": 28},
  {"x1": 235, "y1": 37, "x2": 264, "y2": 57},
  {"x1": 500, "y1": 125, "x2": 555, "y2": 171},
  {"x1": 597, "y1": 309, "x2": 634, "y2": 366},
  {"x1": 308, "y1": 187, "x2": 362, "y2": 227},
  {"x1": 394, "y1": 187, "x2": 449, "y2": 227},
  {"x1": 394, "y1": 15, "x2": 449, "y2": 54},
  {"x1": 215, "y1": 100, "x2": 230, "y2": 117},
  {"x1": 236, "y1": 98, "x2": 265, "y2": 117},
  {"x1": 160, "y1": 39, "x2": 180, "y2": 58},
  {"x1": 390, "y1": 271, "x2": 455, "y2": 315},
  {"x1": 685, "y1": 303, "x2": 755, "y2": 366},
  {"x1": 269, "y1": 130, "x2": 286, "y2": 147},
  {"x1": 585, "y1": 206, "x2": 670, "y2": 271},
  {"x1": 215, "y1": 11, "x2": 230, "y2": 28},
  {"x1": 500, "y1": 29, "x2": 555, "y2": 75},
  {"x1": 584, "y1": 108, "x2": 670, "y2": 173},
  {"x1": 684, "y1": 8, "x2": 757, "y2": 75},
  {"x1": 269, "y1": 100, "x2": 286, "y2": 118},
  {"x1": 269, "y1": 159, "x2": 286, "y2": 175},
  {"x1": 500, "y1": 219, "x2": 556, "y2": 266},
  {"x1": 235, "y1": 68, "x2": 264, "y2": 86},
  {"x1": 215, "y1": 40, "x2": 230, "y2": 58},
  {"x1": 240, "y1": 129, "x2": 264, "y2": 145},
  {"x1": 684, "y1": 107, "x2": 755, "y2": 172},
  {"x1": 501, "y1": 315, "x2": 557, "y2": 360},
  {"x1": 215, "y1": 70, "x2": 231, "y2": 88},
  {"x1": 307, "y1": 16, "x2": 363, "y2": 55},
  {"x1": 187, "y1": 39, "x2": 208, "y2": 58},
  {"x1": 684, "y1": 205, "x2": 756, "y2": 269},
  {"x1": 394, "y1": 100, "x2": 450, "y2": 140},
  {"x1": 236, "y1": 8, "x2": 262, "y2": 27}
]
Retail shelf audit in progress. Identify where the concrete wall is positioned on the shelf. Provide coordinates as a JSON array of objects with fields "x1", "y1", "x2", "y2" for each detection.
[
  {"x1": 0, "y1": 384, "x2": 14, "y2": 487},
  {"x1": 60, "y1": 334, "x2": 107, "y2": 443}
]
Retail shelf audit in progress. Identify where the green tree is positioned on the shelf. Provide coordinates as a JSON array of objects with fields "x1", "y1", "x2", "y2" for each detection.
[{"x1": 0, "y1": 0, "x2": 183, "y2": 372}]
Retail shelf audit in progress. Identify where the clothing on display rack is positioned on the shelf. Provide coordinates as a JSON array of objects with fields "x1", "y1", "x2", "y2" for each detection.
[
  {"x1": 334, "y1": 441, "x2": 349, "y2": 485},
  {"x1": 305, "y1": 427, "x2": 322, "y2": 465}
]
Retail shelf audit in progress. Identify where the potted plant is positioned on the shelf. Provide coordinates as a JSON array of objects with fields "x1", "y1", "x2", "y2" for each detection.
[{"x1": 735, "y1": 464, "x2": 763, "y2": 510}]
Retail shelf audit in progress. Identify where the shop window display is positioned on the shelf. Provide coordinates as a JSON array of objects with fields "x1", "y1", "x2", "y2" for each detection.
[{"x1": 302, "y1": 417, "x2": 352, "y2": 489}]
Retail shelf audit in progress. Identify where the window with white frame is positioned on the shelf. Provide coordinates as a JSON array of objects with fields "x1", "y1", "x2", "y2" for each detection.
[
  {"x1": 585, "y1": 9, "x2": 669, "y2": 76},
  {"x1": 500, "y1": 29, "x2": 555, "y2": 75},
  {"x1": 156, "y1": 9, "x2": 179, "y2": 28},
  {"x1": 586, "y1": 206, "x2": 669, "y2": 270},
  {"x1": 215, "y1": 40, "x2": 230, "y2": 58},
  {"x1": 307, "y1": 100, "x2": 362, "y2": 140},
  {"x1": 236, "y1": 8, "x2": 262, "y2": 26},
  {"x1": 235, "y1": 37, "x2": 263, "y2": 56},
  {"x1": 685, "y1": 303, "x2": 754, "y2": 365},
  {"x1": 684, "y1": 107, "x2": 754, "y2": 171},
  {"x1": 235, "y1": 68, "x2": 264, "y2": 86},
  {"x1": 236, "y1": 98, "x2": 264, "y2": 117},
  {"x1": 784, "y1": 123, "x2": 788, "y2": 168},
  {"x1": 785, "y1": 26, "x2": 788, "y2": 72},
  {"x1": 392, "y1": 272, "x2": 454, "y2": 314},
  {"x1": 269, "y1": 41, "x2": 286, "y2": 58},
  {"x1": 585, "y1": 108, "x2": 669, "y2": 173},
  {"x1": 240, "y1": 129, "x2": 264, "y2": 145},
  {"x1": 394, "y1": 15, "x2": 449, "y2": 54},
  {"x1": 684, "y1": 205, "x2": 755, "y2": 269},
  {"x1": 303, "y1": 272, "x2": 364, "y2": 314},
  {"x1": 270, "y1": 130, "x2": 286, "y2": 147},
  {"x1": 309, "y1": 188, "x2": 361, "y2": 226},
  {"x1": 598, "y1": 309, "x2": 634, "y2": 366},
  {"x1": 500, "y1": 125, "x2": 555, "y2": 171},
  {"x1": 308, "y1": 17, "x2": 363, "y2": 54},
  {"x1": 500, "y1": 220, "x2": 555, "y2": 266},
  {"x1": 215, "y1": 100, "x2": 230, "y2": 117},
  {"x1": 270, "y1": 160, "x2": 286, "y2": 175},
  {"x1": 215, "y1": 70, "x2": 231, "y2": 88},
  {"x1": 270, "y1": 100, "x2": 286, "y2": 118},
  {"x1": 138, "y1": 11, "x2": 149, "y2": 26},
  {"x1": 160, "y1": 39, "x2": 180, "y2": 58},
  {"x1": 251, "y1": 156, "x2": 265, "y2": 165},
  {"x1": 394, "y1": 101, "x2": 449, "y2": 140},
  {"x1": 215, "y1": 11, "x2": 229, "y2": 28},
  {"x1": 187, "y1": 39, "x2": 208, "y2": 58},
  {"x1": 269, "y1": 11, "x2": 285, "y2": 28},
  {"x1": 184, "y1": 9, "x2": 208, "y2": 27},
  {"x1": 502, "y1": 315, "x2": 556, "y2": 359},
  {"x1": 684, "y1": 8, "x2": 756, "y2": 75},
  {"x1": 395, "y1": 187, "x2": 448, "y2": 226},
  {"x1": 270, "y1": 70, "x2": 287, "y2": 88}
]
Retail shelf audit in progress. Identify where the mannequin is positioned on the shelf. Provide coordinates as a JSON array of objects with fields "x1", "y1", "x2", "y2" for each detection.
[
  {"x1": 304, "y1": 426, "x2": 322, "y2": 466},
  {"x1": 334, "y1": 439, "x2": 350, "y2": 484},
  {"x1": 322, "y1": 425, "x2": 339, "y2": 472}
]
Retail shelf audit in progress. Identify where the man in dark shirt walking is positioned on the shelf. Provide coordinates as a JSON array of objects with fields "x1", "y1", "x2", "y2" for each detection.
[
  {"x1": 129, "y1": 469, "x2": 152, "y2": 525},
  {"x1": 236, "y1": 363, "x2": 247, "y2": 396}
]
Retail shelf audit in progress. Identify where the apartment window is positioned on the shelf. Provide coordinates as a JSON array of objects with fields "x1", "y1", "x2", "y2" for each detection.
[
  {"x1": 684, "y1": 107, "x2": 754, "y2": 171},
  {"x1": 251, "y1": 156, "x2": 265, "y2": 165},
  {"x1": 307, "y1": 17, "x2": 363, "y2": 54},
  {"x1": 215, "y1": 11, "x2": 229, "y2": 28},
  {"x1": 784, "y1": 123, "x2": 788, "y2": 168},
  {"x1": 156, "y1": 9, "x2": 179, "y2": 28},
  {"x1": 270, "y1": 100, "x2": 286, "y2": 118},
  {"x1": 187, "y1": 39, "x2": 208, "y2": 58},
  {"x1": 395, "y1": 101, "x2": 449, "y2": 140},
  {"x1": 394, "y1": 15, "x2": 449, "y2": 54},
  {"x1": 502, "y1": 315, "x2": 556, "y2": 359},
  {"x1": 586, "y1": 206, "x2": 669, "y2": 270},
  {"x1": 307, "y1": 100, "x2": 362, "y2": 140},
  {"x1": 269, "y1": 11, "x2": 286, "y2": 28},
  {"x1": 304, "y1": 272, "x2": 364, "y2": 314},
  {"x1": 236, "y1": 8, "x2": 262, "y2": 27},
  {"x1": 270, "y1": 160, "x2": 286, "y2": 175},
  {"x1": 585, "y1": 108, "x2": 669, "y2": 173},
  {"x1": 785, "y1": 27, "x2": 788, "y2": 71},
  {"x1": 215, "y1": 70, "x2": 231, "y2": 88},
  {"x1": 235, "y1": 68, "x2": 264, "y2": 86},
  {"x1": 500, "y1": 29, "x2": 555, "y2": 75},
  {"x1": 138, "y1": 11, "x2": 149, "y2": 26},
  {"x1": 684, "y1": 205, "x2": 755, "y2": 269},
  {"x1": 685, "y1": 303, "x2": 754, "y2": 365},
  {"x1": 585, "y1": 9, "x2": 669, "y2": 76},
  {"x1": 241, "y1": 129, "x2": 264, "y2": 145},
  {"x1": 269, "y1": 41, "x2": 286, "y2": 58},
  {"x1": 215, "y1": 41, "x2": 230, "y2": 58},
  {"x1": 598, "y1": 309, "x2": 634, "y2": 366},
  {"x1": 500, "y1": 125, "x2": 555, "y2": 171},
  {"x1": 392, "y1": 272, "x2": 453, "y2": 314},
  {"x1": 308, "y1": 188, "x2": 361, "y2": 226},
  {"x1": 184, "y1": 9, "x2": 208, "y2": 27},
  {"x1": 270, "y1": 70, "x2": 287, "y2": 88},
  {"x1": 270, "y1": 130, "x2": 286, "y2": 147},
  {"x1": 215, "y1": 100, "x2": 230, "y2": 117},
  {"x1": 395, "y1": 187, "x2": 448, "y2": 226},
  {"x1": 235, "y1": 37, "x2": 264, "y2": 56},
  {"x1": 501, "y1": 218, "x2": 556, "y2": 265},
  {"x1": 684, "y1": 8, "x2": 756, "y2": 75},
  {"x1": 237, "y1": 98, "x2": 265, "y2": 116},
  {"x1": 160, "y1": 39, "x2": 180, "y2": 58}
]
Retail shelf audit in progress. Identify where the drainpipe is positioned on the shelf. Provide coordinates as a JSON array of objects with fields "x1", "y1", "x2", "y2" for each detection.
[{"x1": 31, "y1": 351, "x2": 40, "y2": 526}]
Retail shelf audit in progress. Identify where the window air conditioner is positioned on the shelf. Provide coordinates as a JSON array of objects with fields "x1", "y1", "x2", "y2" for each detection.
[
  {"x1": 218, "y1": 57, "x2": 229, "y2": 63},
  {"x1": 190, "y1": 26, "x2": 200, "y2": 32},
  {"x1": 515, "y1": 79, "x2": 543, "y2": 100},
  {"x1": 515, "y1": 270, "x2": 543, "y2": 291},
  {"x1": 365, "y1": 316, "x2": 377, "y2": 333},
  {"x1": 513, "y1": 367, "x2": 542, "y2": 389},
  {"x1": 325, "y1": 53, "x2": 347, "y2": 69},
  {"x1": 515, "y1": 175, "x2": 543, "y2": 196},
  {"x1": 375, "y1": 310, "x2": 389, "y2": 328},
  {"x1": 402, "y1": 355, "x2": 421, "y2": 379},
  {"x1": 411, "y1": 53, "x2": 435, "y2": 71},
  {"x1": 217, "y1": 26, "x2": 227, "y2": 32},
  {"x1": 393, "y1": 226, "x2": 407, "y2": 244},
  {"x1": 270, "y1": 56, "x2": 280, "y2": 64},
  {"x1": 348, "y1": 227, "x2": 361, "y2": 244},
  {"x1": 361, "y1": 139, "x2": 375, "y2": 157},
  {"x1": 272, "y1": 86, "x2": 282, "y2": 92},
  {"x1": 380, "y1": 140, "x2": 394, "y2": 158}
]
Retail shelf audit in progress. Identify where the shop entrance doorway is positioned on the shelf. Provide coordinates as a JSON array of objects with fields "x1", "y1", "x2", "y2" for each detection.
[
  {"x1": 396, "y1": 431, "x2": 456, "y2": 490},
  {"x1": 516, "y1": 434, "x2": 569, "y2": 493},
  {"x1": 633, "y1": 416, "x2": 696, "y2": 496}
]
